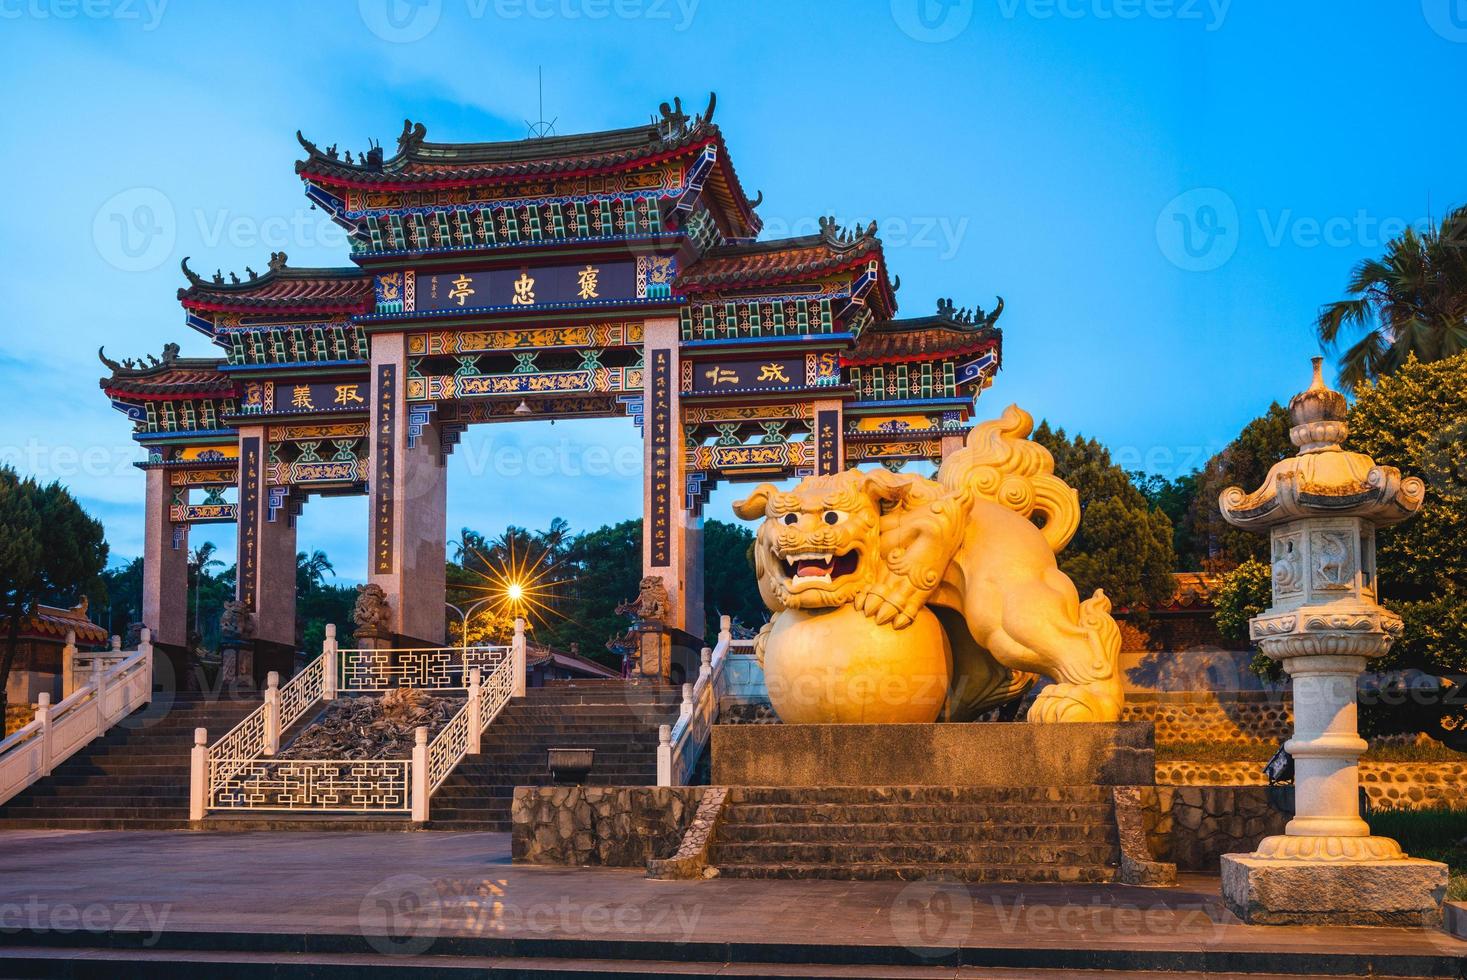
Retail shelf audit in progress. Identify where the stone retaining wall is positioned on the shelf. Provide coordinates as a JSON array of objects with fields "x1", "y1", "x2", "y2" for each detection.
[
  {"x1": 1121, "y1": 694, "x2": 1291, "y2": 745},
  {"x1": 1143, "y1": 786, "x2": 1290, "y2": 872},
  {"x1": 1156, "y1": 761, "x2": 1467, "y2": 810},
  {"x1": 510, "y1": 786, "x2": 706, "y2": 866}
]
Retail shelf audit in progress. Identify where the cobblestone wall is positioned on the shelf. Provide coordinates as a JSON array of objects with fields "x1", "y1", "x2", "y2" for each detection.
[
  {"x1": 510, "y1": 786, "x2": 706, "y2": 866},
  {"x1": 1121, "y1": 694, "x2": 1292, "y2": 745},
  {"x1": 1156, "y1": 761, "x2": 1467, "y2": 810},
  {"x1": 1142, "y1": 785, "x2": 1290, "y2": 871}
]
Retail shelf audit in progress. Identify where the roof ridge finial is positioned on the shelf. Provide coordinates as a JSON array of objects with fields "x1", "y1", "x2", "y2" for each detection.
[
  {"x1": 180, "y1": 256, "x2": 205, "y2": 287},
  {"x1": 267, "y1": 251, "x2": 288, "y2": 273}
]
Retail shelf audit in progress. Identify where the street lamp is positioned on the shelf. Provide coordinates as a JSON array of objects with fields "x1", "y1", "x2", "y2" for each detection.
[{"x1": 445, "y1": 595, "x2": 496, "y2": 650}]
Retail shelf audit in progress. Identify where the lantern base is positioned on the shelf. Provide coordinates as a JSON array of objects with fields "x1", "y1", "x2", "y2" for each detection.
[{"x1": 1221, "y1": 852, "x2": 1448, "y2": 926}]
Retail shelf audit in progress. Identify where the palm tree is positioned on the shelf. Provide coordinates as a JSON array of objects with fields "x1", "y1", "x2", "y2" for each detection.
[
  {"x1": 187, "y1": 542, "x2": 224, "y2": 643},
  {"x1": 295, "y1": 550, "x2": 335, "y2": 594},
  {"x1": 1317, "y1": 204, "x2": 1467, "y2": 391}
]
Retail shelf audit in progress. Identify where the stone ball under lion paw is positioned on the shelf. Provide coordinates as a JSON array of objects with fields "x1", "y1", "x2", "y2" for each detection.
[{"x1": 763, "y1": 604, "x2": 952, "y2": 724}]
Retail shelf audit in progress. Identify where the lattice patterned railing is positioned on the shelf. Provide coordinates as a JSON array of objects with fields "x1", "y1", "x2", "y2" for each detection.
[
  {"x1": 658, "y1": 617, "x2": 732, "y2": 787},
  {"x1": 210, "y1": 759, "x2": 411, "y2": 812},
  {"x1": 199, "y1": 621, "x2": 528, "y2": 820},
  {"x1": 1, "y1": 635, "x2": 154, "y2": 806},
  {"x1": 337, "y1": 645, "x2": 510, "y2": 693}
]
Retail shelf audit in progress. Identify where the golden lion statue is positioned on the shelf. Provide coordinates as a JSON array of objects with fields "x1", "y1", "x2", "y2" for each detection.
[{"x1": 733, "y1": 405, "x2": 1123, "y2": 724}]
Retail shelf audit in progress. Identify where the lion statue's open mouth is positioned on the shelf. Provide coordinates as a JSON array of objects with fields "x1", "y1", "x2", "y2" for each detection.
[{"x1": 779, "y1": 549, "x2": 861, "y2": 589}]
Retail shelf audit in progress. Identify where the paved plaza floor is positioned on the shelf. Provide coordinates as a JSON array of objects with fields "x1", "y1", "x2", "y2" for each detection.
[{"x1": 0, "y1": 829, "x2": 1462, "y2": 976}]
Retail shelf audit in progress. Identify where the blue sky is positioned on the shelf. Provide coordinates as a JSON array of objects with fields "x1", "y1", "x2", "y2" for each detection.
[{"x1": 0, "y1": 1, "x2": 1463, "y2": 582}]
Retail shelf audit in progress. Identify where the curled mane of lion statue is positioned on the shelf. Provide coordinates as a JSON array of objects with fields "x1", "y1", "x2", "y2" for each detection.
[{"x1": 733, "y1": 404, "x2": 1123, "y2": 724}]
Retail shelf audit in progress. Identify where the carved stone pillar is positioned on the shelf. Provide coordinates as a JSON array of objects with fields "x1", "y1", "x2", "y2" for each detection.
[
  {"x1": 1217, "y1": 358, "x2": 1447, "y2": 925},
  {"x1": 368, "y1": 333, "x2": 447, "y2": 647},
  {"x1": 642, "y1": 318, "x2": 703, "y2": 635},
  {"x1": 237, "y1": 425, "x2": 297, "y2": 683},
  {"x1": 141, "y1": 467, "x2": 189, "y2": 685}
]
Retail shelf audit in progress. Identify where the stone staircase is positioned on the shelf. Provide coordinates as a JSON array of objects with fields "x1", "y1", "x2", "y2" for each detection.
[
  {"x1": 710, "y1": 785, "x2": 1121, "y2": 883},
  {"x1": 0, "y1": 693, "x2": 265, "y2": 830},
  {"x1": 427, "y1": 680, "x2": 684, "y2": 831}
]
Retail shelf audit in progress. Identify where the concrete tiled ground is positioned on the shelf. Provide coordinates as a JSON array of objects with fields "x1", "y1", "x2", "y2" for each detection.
[{"x1": 0, "y1": 829, "x2": 1462, "y2": 965}]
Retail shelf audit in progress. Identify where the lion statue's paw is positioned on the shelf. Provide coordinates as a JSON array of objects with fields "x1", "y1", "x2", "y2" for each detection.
[{"x1": 1026, "y1": 681, "x2": 1123, "y2": 723}]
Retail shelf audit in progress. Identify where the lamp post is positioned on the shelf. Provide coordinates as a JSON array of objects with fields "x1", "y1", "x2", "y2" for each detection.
[
  {"x1": 445, "y1": 596, "x2": 496, "y2": 650},
  {"x1": 1217, "y1": 358, "x2": 1447, "y2": 926}
]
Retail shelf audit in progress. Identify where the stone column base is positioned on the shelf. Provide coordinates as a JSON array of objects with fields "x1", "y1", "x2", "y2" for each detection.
[{"x1": 1221, "y1": 853, "x2": 1448, "y2": 926}]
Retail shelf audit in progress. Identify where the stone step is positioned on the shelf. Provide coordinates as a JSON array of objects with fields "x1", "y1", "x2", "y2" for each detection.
[
  {"x1": 715, "y1": 861, "x2": 1117, "y2": 883},
  {"x1": 722, "y1": 803, "x2": 1117, "y2": 825},
  {"x1": 715, "y1": 821, "x2": 1119, "y2": 844},
  {"x1": 728, "y1": 785, "x2": 1116, "y2": 804},
  {"x1": 711, "y1": 841, "x2": 1119, "y2": 866}
]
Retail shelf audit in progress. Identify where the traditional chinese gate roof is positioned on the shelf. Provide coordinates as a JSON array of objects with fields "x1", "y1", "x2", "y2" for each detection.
[
  {"x1": 295, "y1": 94, "x2": 759, "y2": 239},
  {"x1": 677, "y1": 221, "x2": 898, "y2": 319},
  {"x1": 98, "y1": 345, "x2": 237, "y2": 400},
  {"x1": 846, "y1": 298, "x2": 1002, "y2": 366},
  {"x1": 177, "y1": 255, "x2": 371, "y2": 316}
]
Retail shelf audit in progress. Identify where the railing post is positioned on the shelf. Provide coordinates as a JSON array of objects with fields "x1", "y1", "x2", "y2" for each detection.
[
  {"x1": 189, "y1": 728, "x2": 208, "y2": 821},
  {"x1": 699, "y1": 647, "x2": 712, "y2": 687},
  {"x1": 138, "y1": 627, "x2": 153, "y2": 708},
  {"x1": 718, "y1": 614, "x2": 732, "y2": 648},
  {"x1": 111, "y1": 635, "x2": 122, "y2": 653},
  {"x1": 680, "y1": 683, "x2": 694, "y2": 722},
  {"x1": 90, "y1": 656, "x2": 104, "y2": 737},
  {"x1": 411, "y1": 726, "x2": 429, "y2": 823},
  {"x1": 322, "y1": 624, "x2": 338, "y2": 701},
  {"x1": 61, "y1": 630, "x2": 77, "y2": 699},
  {"x1": 138, "y1": 627, "x2": 152, "y2": 659},
  {"x1": 35, "y1": 693, "x2": 52, "y2": 777},
  {"x1": 512, "y1": 618, "x2": 527, "y2": 698},
  {"x1": 263, "y1": 671, "x2": 280, "y2": 756},
  {"x1": 467, "y1": 667, "x2": 482, "y2": 755},
  {"x1": 656, "y1": 723, "x2": 672, "y2": 787}
]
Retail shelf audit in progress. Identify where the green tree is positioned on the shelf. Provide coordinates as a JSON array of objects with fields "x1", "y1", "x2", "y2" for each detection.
[
  {"x1": 1317, "y1": 204, "x2": 1467, "y2": 392},
  {"x1": 1180, "y1": 404, "x2": 1295, "y2": 569},
  {"x1": 1347, "y1": 352, "x2": 1467, "y2": 677},
  {"x1": 1210, "y1": 558, "x2": 1279, "y2": 680},
  {"x1": 700, "y1": 519, "x2": 764, "y2": 639},
  {"x1": 1032, "y1": 424, "x2": 1177, "y2": 610},
  {"x1": 0, "y1": 468, "x2": 108, "y2": 715},
  {"x1": 188, "y1": 541, "x2": 224, "y2": 645}
]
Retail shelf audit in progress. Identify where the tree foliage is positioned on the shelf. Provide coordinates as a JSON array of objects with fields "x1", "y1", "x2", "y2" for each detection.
[
  {"x1": 1180, "y1": 404, "x2": 1295, "y2": 570},
  {"x1": 1317, "y1": 204, "x2": 1467, "y2": 392},
  {"x1": 445, "y1": 517, "x2": 763, "y2": 668},
  {"x1": 1347, "y1": 352, "x2": 1467, "y2": 677},
  {"x1": 1031, "y1": 423, "x2": 1177, "y2": 610},
  {"x1": 0, "y1": 467, "x2": 108, "y2": 711}
]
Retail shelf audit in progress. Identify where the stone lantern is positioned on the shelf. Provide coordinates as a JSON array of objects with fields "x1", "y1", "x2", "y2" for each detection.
[{"x1": 1217, "y1": 358, "x2": 1446, "y2": 925}]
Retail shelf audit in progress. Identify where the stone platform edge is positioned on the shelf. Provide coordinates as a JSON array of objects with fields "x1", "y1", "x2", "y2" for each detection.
[{"x1": 711, "y1": 721, "x2": 1155, "y2": 787}]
